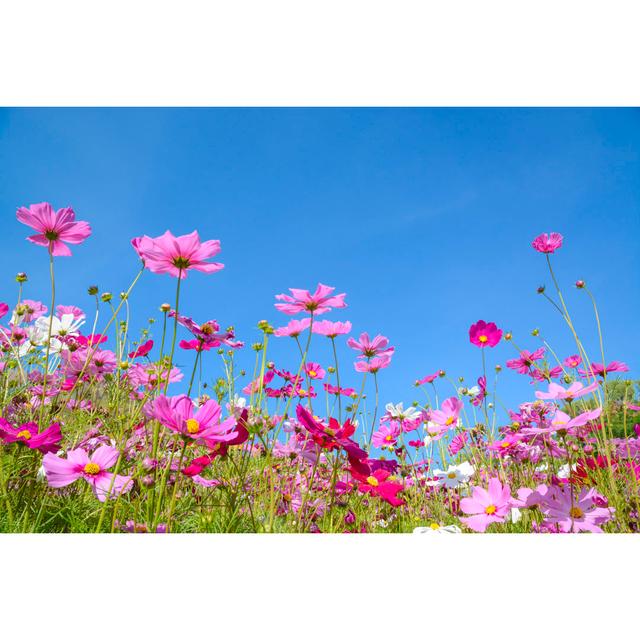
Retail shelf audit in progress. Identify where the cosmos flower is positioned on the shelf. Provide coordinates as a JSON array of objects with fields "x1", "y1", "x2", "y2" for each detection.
[
  {"x1": 535, "y1": 380, "x2": 599, "y2": 401},
  {"x1": 132, "y1": 230, "x2": 224, "y2": 278},
  {"x1": 413, "y1": 524, "x2": 462, "y2": 534},
  {"x1": 128, "y1": 340, "x2": 154, "y2": 359},
  {"x1": 42, "y1": 445, "x2": 132, "y2": 502},
  {"x1": 428, "y1": 397, "x2": 463, "y2": 429},
  {"x1": 371, "y1": 422, "x2": 402, "y2": 449},
  {"x1": 347, "y1": 332, "x2": 394, "y2": 359},
  {"x1": 273, "y1": 318, "x2": 312, "y2": 337},
  {"x1": 563, "y1": 354, "x2": 582, "y2": 368},
  {"x1": 459, "y1": 477, "x2": 513, "y2": 532},
  {"x1": 469, "y1": 320, "x2": 502, "y2": 348},
  {"x1": 579, "y1": 361, "x2": 629, "y2": 378},
  {"x1": 539, "y1": 485, "x2": 613, "y2": 533},
  {"x1": 430, "y1": 461, "x2": 475, "y2": 489},
  {"x1": 12, "y1": 299, "x2": 48, "y2": 324},
  {"x1": 0, "y1": 419, "x2": 62, "y2": 453},
  {"x1": 506, "y1": 347, "x2": 545, "y2": 374},
  {"x1": 35, "y1": 313, "x2": 85, "y2": 339},
  {"x1": 16, "y1": 202, "x2": 91, "y2": 256},
  {"x1": 415, "y1": 372, "x2": 439, "y2": 386},
  {"x1": 354, "y1": 355, "x2": 392, "y2": 373},
  {"x1": 349, "y1": 467, "x2": 406, "y2": 507},
  {"x1": 532, "y1": 232, "x2": 563, "y2": 254},
  {"x1": 304, "y1": 362, "x2": 326, "y2": 380},
  {"x1": 470, "y1": 375, "x2": 487, "y2": 407},
  {"x1": 312, "y1": 320, "x2": 352, "y2": 337},
  {"x1": 274, "y1": 283, "x2": 346, "y2": 315}
]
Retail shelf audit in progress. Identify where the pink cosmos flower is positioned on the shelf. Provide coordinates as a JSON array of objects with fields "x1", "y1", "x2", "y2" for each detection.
[
  {"x1": 347, "y1": 332, "x2": 394, "y2": 358},
  {"x1": 274, "y1": 283, "x2": 347, "y2": 315},
  {"x1": 128, "y1": 340, "x2": 154, "y2": 359},
  {"x1": 0, "y1": 419, "x2": 62, "y2": 453},
  {"x1": 179, "y1": 339, "x2": 215, "y2": 352},
  {"x1": 506, "y1": 347, "x2": 545, "y2": 374},
  {"x1": 529, "y1": 365, "x2": 563, "y2": 382},
  {"x1": 535, "y1": 380, "x2": 599, "y2": 401},
  {"x1": 12, "y1": 299, "x2": 48, "y2": 324},
  {"x1": 448, "y1": 432, "x2": 468, "y2": 456},
  {"x1": 147, "y1": 394, "x2": 239, "y2": 447},
  {"x1": 539, "y1": 485, "x2": 613, "y2": 533},
  {"x1": 304, "y1": 362, "x2": 326, "y2": 380},
  {"x1": 428, "y1": 397, "x2": 463, "y2": 428},
  {"x1": 563, "y1": 354, "x2": 582, "y2": 368},
  {"x1": 312, "y1": 320, "x2": 352, "y2": 337},
  {"x1": 76, "y1": 334, "x2": 108, "y2": 347},
  {"x1": 169, "y1": 311, "x2": 241, "y2": 348},
  {"x1": 323, "y1": 383, "x2": 356, "y2": 397},
  {"x1": 16, "y1": 202, "x2": 91, "y2": 256},
  {"x1": 372, "y1": 422, "x2": 402, "y2": 449},
  {"x1": 532, "y1": 232, "x2": 564, "y2": 254},
  {"x1": 132, "y1": 230, "x2": 223, "y2": 279},
  {"x1": 579, "y1": 361, "x2": 629, "y2": 378},
  {"x1": 470, "y1": 375, "x2": 487, "y2": 407},
  {"x1": 126, "y1": 363, "x2": 183, "y2": 390},
  {"x1": 42, "y1": 445, "x2": 132, "y2": 502},
  {"x1": 273, "y1": 318, "x2": 312, "y2": 337},
  {"x1": 354, "y1": 355, "x2": 392, "y2": 373},
  {"x1": 415, "y1": 372, "x2": 438, "y2": 386},
  {"x1": 522, "y1": 407, "x2": 602, "y2": 436},
  {"x1": 459, "y1": 477, "x2": 513, "y2": 532},
  {"x1": 56, "y1": 305, "x2": 85, "y2": 320},
  {"x1": 0, "y1": 303, "x2": 8, "y2": 320},
  {"x1": 469, "y1": 320, "x2": 502, "y2": 348}
]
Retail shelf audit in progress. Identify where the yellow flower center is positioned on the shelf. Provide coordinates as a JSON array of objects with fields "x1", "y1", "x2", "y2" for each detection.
[
  {"x1": 500, "y1": 441, "x2": 511, "y2": 448},
  {"x1": 83, "y1": 462, "x2": 101, "y2": 475},
  {"x1": 569, "y1": 506, "x2": 584, "y2": 519},
  {"x1": 478, "y1": 335, "x2": 488, "y2": 343},
  {"x1": 485, "y1": 504, "x2": 497, "y2": 515},
  {"x1": 186, "y1": 419, "x2": 200, "y2": 434},
  {"x1": 385, "y1": 435, "x2": 393, "y2": 442},
  {"x1": 445, "y1": 416, "x2": 455, "y2": 426},
  {"x1": 366, "y1": 476, "x2": 379, "y2": 487},
  {"x1": 447, "y1": 472, "x2": 457, "y2": 479},
  {"x1": 16, "y1": 430, "x2": 32, "y2": 440},
  {"x1": 430, "y1": 523, "x2": 440, "y2": 530}
]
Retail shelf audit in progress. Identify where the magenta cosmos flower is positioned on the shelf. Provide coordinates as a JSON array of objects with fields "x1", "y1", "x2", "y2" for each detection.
[
  {"x1": 506, "y1": 347, "x2": 545, "y2": 374},
  {"x1": 532, "y1": 232, "x2": 564, "y2": 254},
  {"x1": 459, "y1": 477, "x2": 513, "y2": 533},
  {"x1": 469, "y1": 320, "x2": 502, "y2": 348},
  {"x1": 579, "y1": 361, "x2": 629, "y2": 378},
  {"x1": 42, "y1": 445, "x2": 132, "y2": 502},
  {"x1": 347, "y1": 332, "x2": 394, "y2": 358},
  {"x1": 132, "y1": 230, "x2": 223, "y2": 279},
  {"x1": 274, "y1": 283, "x2": 347, "y2": 315},
  {"x1": 147, "y1": 394, "x2": 239, "y2": 446},
  {"x1": 372, "y1": 422, "x2": 401, "y2": 449},
  {"x1": 16, "y1": 202, "x2": 91, "y2": 256},
  {"x1": 0, "y1": 419, "x2": 61, "y2": 453}
]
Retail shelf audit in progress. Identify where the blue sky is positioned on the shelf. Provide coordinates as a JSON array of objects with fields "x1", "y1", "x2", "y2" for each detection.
[{"x1": 0, "y1": 108, "x2": 638, "y2": 418}]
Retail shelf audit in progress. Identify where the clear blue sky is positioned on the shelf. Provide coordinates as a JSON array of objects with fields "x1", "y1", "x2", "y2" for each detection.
[{"x1": 1, "y1": 108, "x2": 638, "y2": 416}]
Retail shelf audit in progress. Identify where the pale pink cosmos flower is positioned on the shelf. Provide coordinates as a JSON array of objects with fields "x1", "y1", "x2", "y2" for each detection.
[
  {"x1": 428, "y1": 397, "x2": 463, "y2": 428},
  {"x1": 274, "y1": 283, "x2": 347, "y2": 315},
  {"x1": 42, "y1": 445, "x2": 132, "y2": 502},
  {"x1": 535, "y1": 380, "x2": 599, "y2": 401},
  {"x1": 521, "y1": 406, "x2": 602, "y2": 436},
  {"x1": 539, "y1": 485, "x2": 613, "y2": 533},
  {"x1": 304, "y1": 362, "x2": 326, "y2": 380},
  {"x1": 347, "y1": 332, "x2": 394, "y2": 358},
  {"x1": 17, "y1": 202, "x2": 91, "y2": 256},
  {"x1": 12, "y1": 299, "x2": 48, "y2": 323},
  {"x1": 354, "y1": 355, "x2": 392, "y2": 373},
  {"x1": 56, "y1": 305, "x2": 86, "y2": 321},
  {"x1": 273, "y1": 318, "x2": 312, "y2": 337},
  {"x1": 532, "y1": 232, "x2": 564, "y2": 254},
  {"x1": 132, "y1": 230, "x2": 223, "y2": 279},
  {"x1": 312, "y1": 319, "x2": 352, "y2": 337},
  {"x1": 459, "y1": 477, "x2": 513, "y2": 533}
]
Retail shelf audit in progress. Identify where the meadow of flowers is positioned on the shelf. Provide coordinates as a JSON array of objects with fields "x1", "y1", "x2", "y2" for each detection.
[{"x1": 1, "y1": 202, "x2": 638, "y2": 534}]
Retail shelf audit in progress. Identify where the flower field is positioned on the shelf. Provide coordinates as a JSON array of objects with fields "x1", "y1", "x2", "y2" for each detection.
[{"x1": 1, "y1": 202, "x2": 638, "y2": 533}]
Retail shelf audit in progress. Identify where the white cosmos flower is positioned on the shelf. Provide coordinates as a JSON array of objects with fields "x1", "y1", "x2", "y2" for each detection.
[
  {"x1": 384, "y1": 402, "x2": 421, "y2": 422},
  {"x1": 413, "y1": 524, "x2": 462, "y2": 534},
  {"x1": 429, "y1": 461, "x2": 475, "y2": 488},
  {"x1": 557, "y1": 463, "x2": 577, "y2": 479},
  {"x1": 467, "y1": 385, "x2": 480, "y2": 398},
  {"x1": 508, "y1": 507, "x2": 522, "y2": 524},
  {"x1": 35, "y1": 313, "x2": 85, "y2": 338}
]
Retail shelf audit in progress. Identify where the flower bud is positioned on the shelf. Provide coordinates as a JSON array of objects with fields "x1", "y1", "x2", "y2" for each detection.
[
  {"x1": 537, "y1": 285, "x2": 545, "y2": 294},
  {"x1": 531, "y1": 328, "x2": 539, "y2": 336},
  {"x1": 16, "y1": 272, "x2": 28, "y2": 283},
  {"x1": 575, "y1": 280, "x2": 585, "y2": 289},
  {"x1": 160, "y1": 303, "x2": 171, "y2": 313},
  {"x1": 438, "y1": 369, "x2": 446, "y2": 378},
  {"x1": 504, "y1": 332, "x2": 512, "y2": 341},
  {"x1": 87, "y1": 285, "x2": 99, "y2": 295},
  {"x1": 101, "y1": 292, "x2": 113, "y2": 302}
]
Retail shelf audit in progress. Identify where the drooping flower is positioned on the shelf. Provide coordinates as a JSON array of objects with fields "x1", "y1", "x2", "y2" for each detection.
[
  {"x1": 0, "y1": 302, "x2": 8, "y2": 320},
  {"x1": 354, "y1": 355, "x2": 392, "y2": 373},
  {"x1": 415, "y1": 372, "x2": 438, "y2": 386},
  {"x1": 273, "y1": 318, "x2": 312, "y2": 337},
  {"x1": 132, "y1": 231, "x2": 224, "y2": 279},
  {"x1": 147, "y1": 394, "x2": 240, "y2": 447},
  {"x1": 16, "y1": 202, "x2": 91, "y2": 256},
  {"x1": 274, "y1": 283, "x2": 346, "y2": 315},
  {"x1": 459, "y1": 477, "x2": 513, "y2": 532},
  {"x1": 42, "y1": 445, "x2": 132, "y2": 502},
  {"x1": 347, "y1": 332, "x2": 394, "y2": 359},
  {"x1": 128, "y1": 340, "x2": 154, "y2": 359},
  {"x1": 0, "y1": 419, "x2": 62, "y2": 453},
  {"x1": 579, "y1": 361, "x2": 629, "y2": 378},
  {"x1": 535, "y1": 380, "x2": 599, "y2": 401},
  {"x1": 532, "y1": 232, "x2": 563, "y2": 254},
  {"x1": 469, "y1": 320, "x2": 502, "y2": 348},
  {"x1": 312, "y1": 320, "x2": 352, "y2": 337}
]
